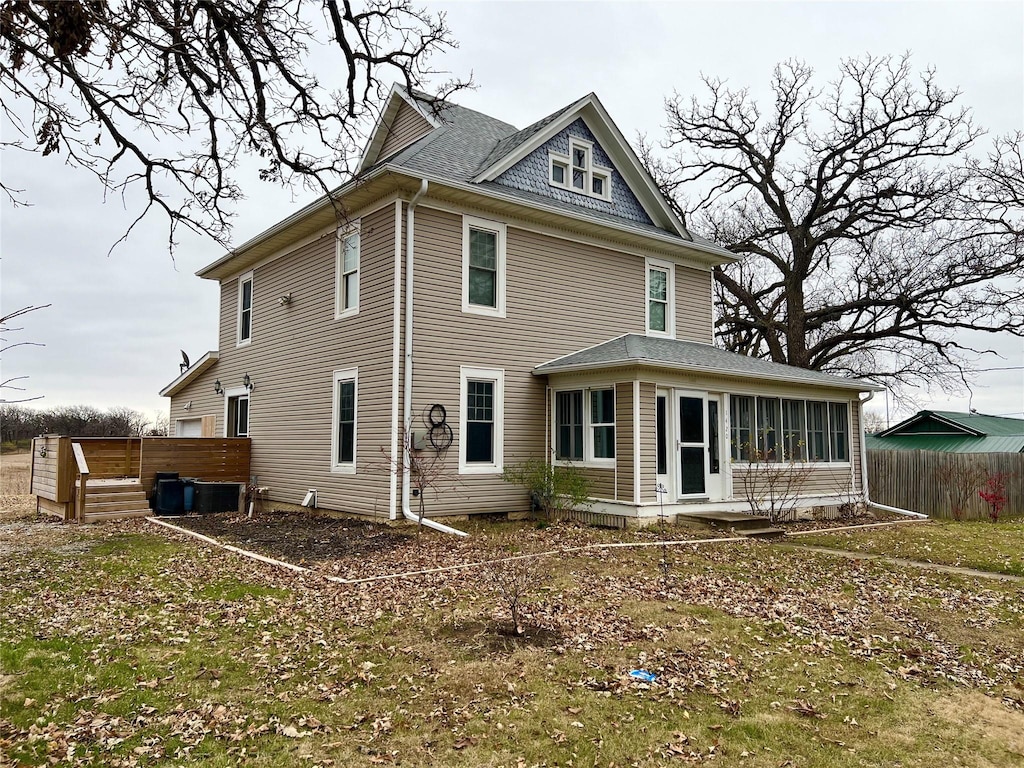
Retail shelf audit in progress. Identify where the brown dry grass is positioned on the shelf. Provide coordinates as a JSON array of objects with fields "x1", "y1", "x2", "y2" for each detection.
[{"x1": 0, "y1": 451, "x2": 34, "y2": 522}]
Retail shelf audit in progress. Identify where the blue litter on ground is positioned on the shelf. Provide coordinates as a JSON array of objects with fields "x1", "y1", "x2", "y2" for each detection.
[{"x1": 629, "y1": 669, "x2": 657, "y2": 683}]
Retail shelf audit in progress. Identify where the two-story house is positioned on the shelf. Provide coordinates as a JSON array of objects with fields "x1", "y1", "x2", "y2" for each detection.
[{"x1": 160, "y1": 85, "x2": 880, "y2": 531}]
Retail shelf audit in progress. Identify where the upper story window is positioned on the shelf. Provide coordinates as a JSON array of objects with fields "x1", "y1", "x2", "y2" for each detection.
[
  {"x1": 462, "y1": 216, "x2": 506, "y2": 318},
  {"x1": 646, "y1": 258, "x2": 675, "y2": 337},
  {"x1": 237, "y1": 271, "x2": 253, "y2": 346},
  {"x1": 549, "y1": 138, "x2": 612, "y2": 201},
  {"x1": 335, "y1": 225, "x2": 360, "y2": 319}
]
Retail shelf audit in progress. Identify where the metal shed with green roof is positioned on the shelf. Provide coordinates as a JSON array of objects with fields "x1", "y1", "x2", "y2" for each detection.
[{"x1": 866, "y1": 411, "x2": 1024, "y2": 453}]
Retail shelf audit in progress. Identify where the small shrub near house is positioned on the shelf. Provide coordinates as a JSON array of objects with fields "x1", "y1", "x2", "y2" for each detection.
[{"x1": 502, "y1": 458, "x2": 591, "y2": 519}]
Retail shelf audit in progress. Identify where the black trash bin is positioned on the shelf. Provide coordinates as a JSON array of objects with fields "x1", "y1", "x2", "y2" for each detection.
[
  {"x1": 194, "y1": 482, "x2": 241, "y2": 514},
  {"x1": 149, "y1": 471, "x2": 180, "y2": 511},
  {"x1": 156, "y1": 478, "x2": 185, "y2": 516}
]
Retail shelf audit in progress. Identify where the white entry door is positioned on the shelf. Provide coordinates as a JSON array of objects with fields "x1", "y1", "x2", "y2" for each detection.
[{"x1": 670, "y1": 392, "x2": 725, "y2": 501}]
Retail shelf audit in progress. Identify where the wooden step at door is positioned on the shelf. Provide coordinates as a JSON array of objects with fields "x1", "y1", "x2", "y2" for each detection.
[{"x1": 75, "y1": 478, "x2": 152, "y2": 524}]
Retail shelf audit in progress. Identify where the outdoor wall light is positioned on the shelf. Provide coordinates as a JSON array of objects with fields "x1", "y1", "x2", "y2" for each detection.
[
  {"x1": 213, "y1": 379, "x2": 223, "y2": 395},
  {"x1": 38, "y1": 447, "x2": 48, "y2": 458},
  {"x1": 278, "y1": 293, "x2": 292, "y2": 306},
  {"x1": 243, "y1": 373, "x2": 254, "y2": 392}
]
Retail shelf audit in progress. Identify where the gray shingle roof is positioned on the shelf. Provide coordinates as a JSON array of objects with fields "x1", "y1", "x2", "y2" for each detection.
[
  {"x1": 475, "y1": 98, "x2": 583, "y2": 174},
  {"x1": 376, "y1": 92, "x2": 702, "y2": 245},
  {"x1": 533, "y1": 334, "x2": 881, "y2": 391}
]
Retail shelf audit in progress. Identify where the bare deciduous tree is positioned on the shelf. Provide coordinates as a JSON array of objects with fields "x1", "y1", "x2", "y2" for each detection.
[
  {"x1": 644, "y1": 55, "x2": 1023, "y2": 399},
  {"x1": 1, "y1": 0, "x2": 468, "y2": 253}
]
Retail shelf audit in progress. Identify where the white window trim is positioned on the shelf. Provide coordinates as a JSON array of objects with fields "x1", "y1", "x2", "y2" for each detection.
[
  {"x1": 331, "y1": 367, "x2": 358, "y2": 474},
  {"x1": 645, "y1": 257, "x2": 676, "y2": 338},
  {"x1": 548, "y1": 137, "x2": 613, "y2": 201},
  {"x1": 222, "y1": 386, "x2": 249, "y2": 438},
  {"x1": 236, "y1": 271, "x2": 254, "y2": 347},
  {"x1": 587, "y1": 387, "x2": 617, "y2": 467},
  {"x1": 551, "y1": 386, "x2": 616, "y2": 468},
  {"x1": 462, "y1": 216, "x2": 507, "y2": 318},
  {"x1": 335, "y1": 223, "x2": 360, "y2": 320},
  {"x1": 459, "y1": 366, "x2": 504, "y2": 475}
]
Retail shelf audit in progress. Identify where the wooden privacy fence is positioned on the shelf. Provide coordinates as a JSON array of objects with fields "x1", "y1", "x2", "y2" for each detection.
[
  {"x1": 138, "y1": 438, "x2": 250, "y2": 491},
  {"x1": 868, "y1": 450, "x2": 1024, "y2": 520}
]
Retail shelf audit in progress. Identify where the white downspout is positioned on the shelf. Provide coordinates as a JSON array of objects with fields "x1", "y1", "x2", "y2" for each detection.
[
  {"x1": 860, "y1": 390, "x2": 928, "y2": 519},
  {"x1": 401, "y1": 180, "x2": 468, "y2": 537}
]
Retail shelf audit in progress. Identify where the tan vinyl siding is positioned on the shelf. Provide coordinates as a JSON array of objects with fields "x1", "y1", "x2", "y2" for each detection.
[
  {"x1": 169, "y1": 370, "x2": 223, "y2": 435},
  {"x1": 171, "y1": 203, "x2": 398, "y2": 517},
  {"x1": 408, "y1": 205, "x2": 650, "y2": 516},
  {"x1": 378, "y1": 101, "x2": 433, "y2": 161},
  {"x1": 583, "y1": 467, "x2": 616, "y2": 500},
  {"x1": 615, "y1": 382, "x2": 634, "y2": 502},
  {"x1": 637, "y1": 382, "x2": 658, "y2": 502},
  {"x1": 675, "y1": 265, "x2": 713, "y2": 343}
]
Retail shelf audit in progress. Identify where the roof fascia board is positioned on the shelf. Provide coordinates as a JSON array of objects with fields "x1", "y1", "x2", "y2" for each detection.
[
  {"x1": 196, "y1": 165, "x2": 391, "y2": 279},
  {"x1": 356, "y1": 83, "x2": 439, "y2": 174},
  {"x1": 216, "y1": 192, "x2": 402, "y2": 285},
  {"x1": 472, "y1": 93, "x2": 690, "y2": 239},
  {"x1": 534, "y1": 356, "x2": 882, "y2": 392},
  {"x1": 159, "y1": 351, "x2": 219, "y2": 397},
  {"x1": 389, "y1": 167, "x2": 737, "y2": 265}
]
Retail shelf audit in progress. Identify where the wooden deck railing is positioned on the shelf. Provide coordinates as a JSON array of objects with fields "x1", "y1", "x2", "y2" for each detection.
[{"x1": 71, "y1": 441, "x2": 90, "y2": 523}]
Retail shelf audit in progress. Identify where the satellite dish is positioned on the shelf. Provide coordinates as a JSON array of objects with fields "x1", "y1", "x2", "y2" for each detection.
[{"x1": 180, "y1": 350, "x2": 190, "y2": 372}]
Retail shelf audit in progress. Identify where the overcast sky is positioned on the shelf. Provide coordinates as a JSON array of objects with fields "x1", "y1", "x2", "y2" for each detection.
[{"x1": 2, "y1": 0, "x2": 1022, "y2": 427}]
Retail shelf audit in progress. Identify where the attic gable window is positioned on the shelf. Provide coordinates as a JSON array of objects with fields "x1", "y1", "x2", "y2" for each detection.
[{"x1": 549, "y1": 137, "x2": 612, "y2": 201}]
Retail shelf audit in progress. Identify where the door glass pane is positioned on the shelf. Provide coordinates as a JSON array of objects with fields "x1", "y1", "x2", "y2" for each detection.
[
  {"x1": 679, "y1": 397, "x2": 703, "y2": 443},
  {"x1": 656, "y1": 396, "x2": 667, "y2": 475},
  {"x1": 236, "y1": 397, "x2": 249, "y2": 437},
  {"x1": 708, "y1": 401, "x2": 720, "y2": 474},
  {"x1": 680, "y1": 447, "x2": 705, "y2": 494}
]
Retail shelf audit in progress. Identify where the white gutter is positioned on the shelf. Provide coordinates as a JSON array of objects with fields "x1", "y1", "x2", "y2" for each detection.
[
  {"x1": 401, "y1": 180, "x2": 468, "y2": 537},
  {"x1": 860, "y1": 390, "x2": 928, "y2": 519}
]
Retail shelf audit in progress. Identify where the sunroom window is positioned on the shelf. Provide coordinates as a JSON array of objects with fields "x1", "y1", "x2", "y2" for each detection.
[{"x1": 590, "y1": 388, "x2": 615, "y2": 460}]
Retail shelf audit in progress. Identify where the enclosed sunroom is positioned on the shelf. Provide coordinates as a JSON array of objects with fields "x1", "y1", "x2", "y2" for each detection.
[{"x1": 534, "y1": 335, "x2": 881, "y2": 522}]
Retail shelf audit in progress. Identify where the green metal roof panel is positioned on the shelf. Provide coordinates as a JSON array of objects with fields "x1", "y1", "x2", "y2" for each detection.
[
  {"x1": 927, "y1": 411, "x2": 1024, "y2": 436},
  {"x1": 866, "y1": 433, "x2": 1024, "y2": 453}
]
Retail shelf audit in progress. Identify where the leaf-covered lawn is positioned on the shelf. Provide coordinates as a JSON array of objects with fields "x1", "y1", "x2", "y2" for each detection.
[
  {"x1": 795, "y1": 519, "x2": 1024, "y2": 577},
  {"x1": 1, "y1": 508, "x2": 1022, "y2": 766}
]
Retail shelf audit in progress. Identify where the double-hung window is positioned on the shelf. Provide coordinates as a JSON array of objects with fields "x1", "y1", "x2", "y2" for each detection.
[
  {"x1": 460, "y1": 367, "x2": 504, "y2": 473},
  {"x1": 555, "y1": 390, "x2": 584, "y2": 461},
  {"x1": 335, "y1": 225, "x2": 360, "y2": 318},
  {"x1": 554, "y1": 388, "x2": 615, "y2": 464},
  {"x1": 806, "y1": 401, "x2": 829, "y2": 461},
  {"x1": 331, "y1": 368, "x2": 357, "y2": 473},
  {"x1": 590, "y1": 388, "x2": 616, "y2": 461},
  {"x1": 462, "y1": 217, "x2": 506, "y2": 317},
  {"x1": 782, "y1": 399, "x2": 806, "y2": 460},
  {"x1": 237, "y1": 272, "x2": 253, "y2": 346},
  {"x1": 756, "y1": 396, "x2": 782, "y2": 460},
  {"x1": 828, "y1": 402, "x2": 849, "y2": 462},
  {"x1": 730, "y1": 395, "x2": 754, "y2": 460},
  {"x1": 646, "y1": 258, "x2": 675, "y2": 337}
]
